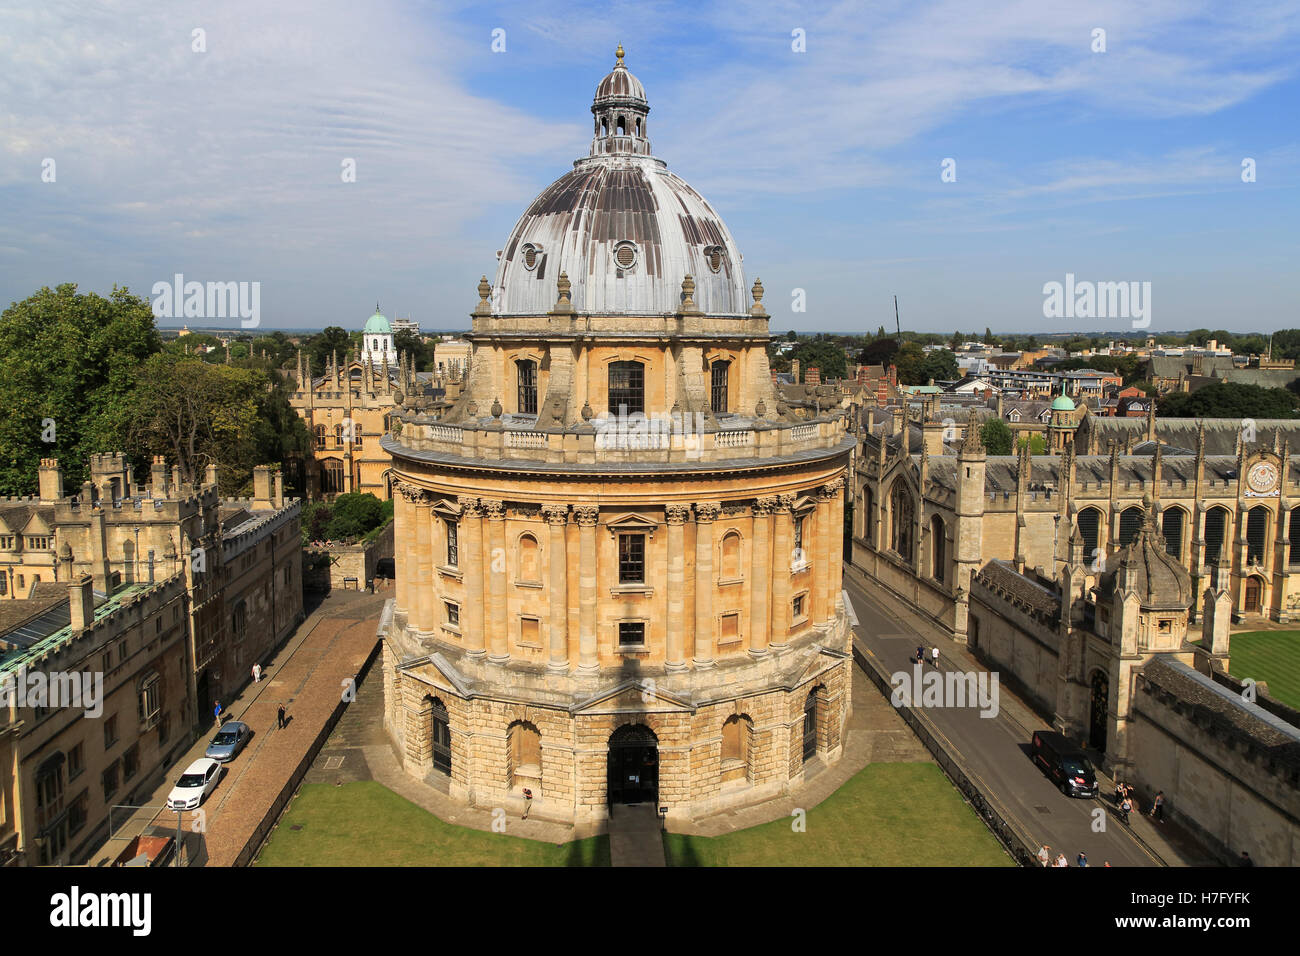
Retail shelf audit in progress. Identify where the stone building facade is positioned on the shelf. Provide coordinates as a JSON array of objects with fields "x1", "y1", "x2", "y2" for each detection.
[{"x1": 380, "y1": 49, "x2": 854, "y2": 823}]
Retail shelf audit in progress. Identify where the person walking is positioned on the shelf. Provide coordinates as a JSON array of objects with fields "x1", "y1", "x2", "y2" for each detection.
[
  {"x1": 214, "y1": 700, "x2": 222, "y2": 725},
  {"x1": 916, "y1": 645, "x2": 925, "y2": 665},
  {"x1": 1119, "y1": 795, "x2": 1132, "y2": 825},
  {"x1": 1054, "y1": 853, "x2": 1068, "y2": 868},
  {"x1": 1150, "y1": 790, "x2": 1165, "y2": 822},
  {"x1": 931, "y1": 646, "x2": 940, "y2": 668},
  {"x1": 252, "y1": 663, "x2": 262, "y2": 684},
  {"x1": 1037, "y1": 844, "x2": 1051, "y2": 867},
  {"x1": 277, "y1": 702, "x2": 287, "y2": 729},
  {"x1": 1076, "y1": 851, "x2": 1088, "y2": 867}
]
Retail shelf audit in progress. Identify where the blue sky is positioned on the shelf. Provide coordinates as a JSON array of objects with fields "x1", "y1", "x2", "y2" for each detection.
[{"x1": 1, "y1": 0, "x2": 1296, "y2": 334}]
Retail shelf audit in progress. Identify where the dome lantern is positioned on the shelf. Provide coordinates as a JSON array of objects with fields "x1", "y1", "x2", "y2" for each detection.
[{"x1": 590, "y1": 44, "x2": 651, "y2": 157}]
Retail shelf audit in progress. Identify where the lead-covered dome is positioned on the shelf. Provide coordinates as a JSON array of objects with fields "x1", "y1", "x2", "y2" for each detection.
[{"x1": 490, "y1": 47, "x2": 749, "y2": 316}]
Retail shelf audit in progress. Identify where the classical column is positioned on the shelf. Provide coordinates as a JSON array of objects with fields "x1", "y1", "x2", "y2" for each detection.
[
  {"x1": 665, "y1": 504, "x2": 691, "y2": 671},
  {"x1": 459, "y1": 498, "x2": 486, "y2": 656},
  {"x1": 811, "y1": 491, "x2": 830, "y2": 627},
  {"x1": 393, "y1": 483, "x2": 410, "y2": 617},
  {"x1": 413, "y1": 490, "x2": 434, "y2": 634},
  {"x1": 575, "y1": 505, "x2": 600, "y2": 673},
  {"x1": 749, "y1": 497, "x2": 775, "y2": 655},
  {"x1": 483, "y1": 498, "x2": 508, "y2": 662},
  {"x1": 821, "y1": 477, "x2": 845, "y2": 622},
  {"x1": 770, "y1": 494, "x2": 795, "y2": 650},
  {"x1": 693, "y1": 502, "x2": 721, "y2": 667},
  {"x1": 543, "y1": 505, "x2": 570, "y2": 671}
]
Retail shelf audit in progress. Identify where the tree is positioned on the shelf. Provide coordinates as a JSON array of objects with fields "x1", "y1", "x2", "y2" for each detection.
[
  {"x1": 983, "y1": 327, "x2": 996, "y2": 346},
  {"x1": 791, "y1": 339, "x2": 847, "y2": 381},
  {"x1": 785, "y1": 329, "x2": 797, "y2": 342},
  {"x1": 307, "y1": 326, "x2": 352, "y2": 377},
  {"x1": 980, "y1": 418, "x2": 1013, "y2": 455},
  {"x1": 1016, "y1": 433, "x2": 1047, "y2": 455},
  {"x1": 857, "y1": 337, "x2": 899, "y2": 367},
  {"x1": 949, "y1": 330, "x2": 962, "y2": 351},
  {"x1": 0, "y1": 284, "x2": 161, "y2": 494},
  {"x1": 394, "y1": 329, "x2": 429, "y2": 371},
  {"x1": 1158, "y1": 381, "x2": 1300, "y2": 420},
  {"x1": 323, "y1": 492, "x2": 392, "y2": 541},
  {"x1": 894, "y1": 344, "x2": 959, "y2": 386}
]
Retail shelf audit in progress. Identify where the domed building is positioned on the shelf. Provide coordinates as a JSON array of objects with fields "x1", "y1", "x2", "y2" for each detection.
[
  {"x1": 362, "y1": 305, "x2": 394, "y2": 368},
  {"x1": 379, "y1": 47, "x2": 854, "y2": 822}
]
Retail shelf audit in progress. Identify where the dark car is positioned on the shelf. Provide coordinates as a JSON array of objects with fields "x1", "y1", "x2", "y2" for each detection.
[
  {"x1": 1030, "y1": 730, "x2": 1099, "y2": 798},
  {"x1": 205, "y1": 721, "x2": 253, "y2": 762}
]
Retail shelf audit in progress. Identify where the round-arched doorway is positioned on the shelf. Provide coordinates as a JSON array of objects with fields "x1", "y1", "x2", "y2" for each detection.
[{"x1": 607, "y1": 724, "x2": 658, "y2": 806}]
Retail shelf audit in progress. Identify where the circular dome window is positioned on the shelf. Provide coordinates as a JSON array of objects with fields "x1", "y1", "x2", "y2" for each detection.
[
  {"x1": 707, "y1": 245, "x2": 724, "y2": 273},
  {"x1": 522, "y1": 243, "x2": 540, "y2": 271},
  {"x1": 613, "y1": 240, "x2": 638, "y2": 271}
]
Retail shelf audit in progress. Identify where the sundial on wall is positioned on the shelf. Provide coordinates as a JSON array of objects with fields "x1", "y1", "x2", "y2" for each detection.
[{"x1": 1245, "y1": 459, "x2": 1280, "y2": 497}]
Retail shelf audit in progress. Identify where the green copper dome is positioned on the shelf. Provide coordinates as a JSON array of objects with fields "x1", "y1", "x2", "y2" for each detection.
[
  {"x1": 364, "y1": 303, "x2": 391, "y2": 335},
  {"x1": 1050, "y1": 395, "x2": 1076, "y2": 411}
]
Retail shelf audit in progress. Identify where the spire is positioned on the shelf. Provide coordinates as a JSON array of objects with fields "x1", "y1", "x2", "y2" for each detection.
[{"x1": 959, "y1": 409, "x2": 984, "y2": 455}]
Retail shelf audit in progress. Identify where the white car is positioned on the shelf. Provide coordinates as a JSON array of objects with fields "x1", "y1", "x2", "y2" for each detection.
[{"x1": 166, "y1": 758, "x2": 223, "y2": 810}]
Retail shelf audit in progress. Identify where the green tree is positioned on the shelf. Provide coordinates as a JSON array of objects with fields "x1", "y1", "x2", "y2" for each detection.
[
  {"x1": 1016, "y1": 434, "x2": 1047, "y2": 455},
  {"x1": 1158, "y1": 381, "x2": 1300, "y2": 420},
  {"x1": 857, "y1": 337, "x2": 899, "y2": 367},
  {"x1": 980, "y1": 417, "x2": 1013, "y2": 455},
  {"x1": 791, "y1": 339, "x2": 847, "y2": 381},
  {"x1": 307, "y1": 326, "x2": 352, "y2": 377},
  {"x1": 983, "y1": 327, "x2": 995, "y2": 346},
  {"x1": 0, "y1": 284, "x2": 161, "y2": 494},
  {"x1": 394, "y1": 329, "x2": 429, "y2": 371},
  {"x1": 323, "y1": 492, "x2": 392, "y2": 540}
]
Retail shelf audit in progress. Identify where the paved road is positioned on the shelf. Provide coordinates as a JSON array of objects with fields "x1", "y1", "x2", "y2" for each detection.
[{"x1": 843, "y1": 572, "x2": 1171, "y2": 867}]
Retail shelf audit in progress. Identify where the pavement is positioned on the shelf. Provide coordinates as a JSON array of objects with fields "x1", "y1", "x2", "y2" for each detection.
[{"x1": 843, "y1": 564, "x2": 1221, "y2": 867}]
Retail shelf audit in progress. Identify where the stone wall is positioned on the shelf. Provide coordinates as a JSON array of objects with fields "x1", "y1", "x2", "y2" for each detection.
[{"x1": 304, "y1": 520, "x2": 393, "y2": 591}]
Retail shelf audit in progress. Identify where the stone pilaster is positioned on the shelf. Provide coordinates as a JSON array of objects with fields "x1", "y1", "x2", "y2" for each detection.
[
  {"x1": 575, "y1": 505, "x2": 600, "y2": 673},
  {"x1": 392, "y1": 482, "x2": 414, "y2": 617},
  {"x1": 459, "y1": 498, "x2": 486, "y2": 656},
  {"x1": 750, "y1": 497, "x2": 775, "y2": 655},
  {"x1": 665, "y1": 504, "x2": 691, "y2": 671},
  {"x1": 482, "y1": 498, "x2": 508, "y2": 662},
  {"x1": 821, "y1": 476, "x2": 845, "y2": 622},
  {"x1": 413, "y1": 490, "x2": 433, "y2": 634},
  {"x1": 770, "y1": 494, "x2": 795, "y2": 650},
  {"x1": 543, "y1": 504, "x2": 570, "y2": 671},
  {"x1": 693, "y1": 502, "x2": 721, "y2": 667}
]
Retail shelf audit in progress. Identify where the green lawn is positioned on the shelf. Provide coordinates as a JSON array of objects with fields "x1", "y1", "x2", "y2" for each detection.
[
  {"x1": 664, "y1": 763, "x2": 1012, "y2": 867},
  {"x1": 254, "y1": 781, "x2": 609, "y2": 866},
  {"x1": 1229, "y1": 630, "x2": 1300, "y2": 710}
]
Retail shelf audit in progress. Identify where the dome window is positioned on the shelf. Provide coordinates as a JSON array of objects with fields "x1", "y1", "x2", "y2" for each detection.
[
  {"x1": 706, "y1": 245, "x2": 724, "y2": 273},
  {"x1": 521, "y1": 243, "x2": 541, "y2": 271},
  {"x1": 613, "y1": 241, "x2": 638, "y2": 272}
]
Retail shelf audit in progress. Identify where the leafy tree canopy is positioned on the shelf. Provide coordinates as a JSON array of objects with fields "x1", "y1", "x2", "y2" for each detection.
[
  {"x1": 980, "y1": 417, "x2": 1013, "y2": 455},
  {"x1": 1158, "y1": 381, "x2": 1300, "y2": 420}
]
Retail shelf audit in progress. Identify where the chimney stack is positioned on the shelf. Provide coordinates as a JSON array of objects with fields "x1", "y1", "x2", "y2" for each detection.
[
  {"x1": 151, "y1": 457, "x2": 169, "y2": 499},
  {"x1": 791, "y1": 359, "x2": 801, "y2": 383},
  {"x1": 273, "y1": 469, "x2": 284, "y2": 508},
  {"x1": 252, "y1": 465, "x2": 273, "y2": 510},
  {"x1": 38, "y1": 458, "x2": 63, "y2": 504},
  {"x1": 205, "y1": 463, "x2": 219, "y2": 488},
  {"x1": 69, "y1": 575, "x2": 95, "y2": 631}
]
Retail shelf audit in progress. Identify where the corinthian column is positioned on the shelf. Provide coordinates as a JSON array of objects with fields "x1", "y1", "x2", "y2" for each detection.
[
  {"x1": 826, "y1": 476, "x2": 845, "y2": 617},
  {"x1": 413, "y1": 490, "x2": 434, "y2": 634},
  {"x1": 393, "y1": 483, "x2": 411, "y2": 617},
  {"x1": 814, "y1": 481, "x2": 840, "y2": 628},
  {"x1": 459, "y1": 498, "x2": 486, "y2": 657},
  {"x1": 542, "y1": 505, "x2": 570, "y2": 672},
  {"x1": 665, "y1": 504, "x2": 690, "y2": 671},
  {"x1": 770, "y1": 494, "x2": 795, "y2": 650},
  {"x1": 693, "y1": 502, "x2": 721, "y2": 667},
  {"x1": 482, "y1": 498, "x2": 508, "y2": 662},
  {"x1": 575, "y1": 505, "x2": 600, "y2": 673},
  {"x1": 749, "y1": 497, "x2": 776, "y2": 655}
]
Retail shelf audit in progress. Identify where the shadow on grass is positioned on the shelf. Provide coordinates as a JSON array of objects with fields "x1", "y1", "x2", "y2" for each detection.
[{"x1": 662, "y1": 832, "x2": 702, "y2": 867}]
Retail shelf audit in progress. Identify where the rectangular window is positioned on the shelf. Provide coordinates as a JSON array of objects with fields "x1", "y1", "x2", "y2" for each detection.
[
  {"x1": 104, "y1": 714, "x2": 118, "y2": 750},
  {"x1": 520, "y1": 617, "x2": 540, "y2": 645},
  {"x1": 102, "y1": 763, "x2": 119, "y2": 801},
  {"x1": 68, "y1": 792, "x2": 88, "y2": 835},
  {"x1": 445, "y1": 602, "x2": 459, "y2": 627},
  {"x1": 792, "y1": 595, "x2": 804, "y2": 619},
  {"x1": 517, "y1": 360, "x2": 538, "y2": 415},
  {"x1": 720, "y1": 612, "x2": 740, "y2": 645},
  {"x1": 68, "y1": 743, "x2": 84, "y2": 779},
  {"x1": 794, "y1": 516, "x2": 805, "y2": 555},
  {"x1": 123, "y1": 745, "x2": 139, "y2": 780},
  {"x1": 446, "y1": 520, "x2": 459, "y2": 567},
  {"x1": 618, "y1": 533, "x2": 645, "y2": 584},
  {"x1": 711, "y1": 360, "x2": 729, "y2": 414},
  {"x1": 608, "y1": 361, "x2": 645, "y2": 415},
  {"x1": 619, "y1": 622, "x2": 646, "y2": 646}
]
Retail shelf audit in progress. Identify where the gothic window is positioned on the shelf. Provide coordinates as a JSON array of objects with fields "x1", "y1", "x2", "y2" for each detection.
[
  {"x1": 138, "y1": 672, "x2": 161, "y2": 726},
  {"x1": 322, "y1": 460, "x2": 344, "y2": 494},
  {"x1": 1204, "y1": 507, "x2": 1228, "y2": 565},
  {"x1": 1077, "y1": 508, "x2": 1100, "y2": 557},
  {"x1": 890, "y1": 482, "x2": 915, "y2": 562},
  {"x1": 334, "y1": 423, "x2": 344, "y2": 448},
  {"x1": 931, "y1": 514, "x2": 946, "y2": 583},
  {"x1": 609, "y1": 361, "x2": 644, "y2": 414},
  {"x1": 1161, "y1": 508, "x2": 1185, "y2": 560},
  {"x1": 618, "y1": 533, "x2": 645, "y2": 584},
  {"x1": 314, "y1": 425, "x2": 326, "y2": 450},
  {"x1": 517, "y1": 359, "x2": 538, "y2": 415},
  {"x1": 1118, "y1": 507, "x2": 1143, "y2": 547},
  {"x1": 1247, "y1": 507, "x2": 1269, "y2": 565},
  {"x1": 711, "y1": 360, "x2": 729, "y2": 413},
  {"x1": 1289, "y1": 507, "x2": 1300, "y2": 566}
]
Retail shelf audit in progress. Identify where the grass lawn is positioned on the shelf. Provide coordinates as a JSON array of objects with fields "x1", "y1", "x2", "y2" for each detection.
[
  {"x1": 664, "y1": 762, "x2": 1012, "y2": 867},
  {"x1": 254, "y1": 781, "x2": 609, "y2": 866},
  {"x1": 1228, "y1": 630, "x2": 1300, "y2": 710}
]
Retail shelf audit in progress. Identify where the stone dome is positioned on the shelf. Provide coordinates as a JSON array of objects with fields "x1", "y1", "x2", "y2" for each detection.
[
  {"x1": 1098, "y1": 511, "x2": 1193, "y2": 610},
  {"x1": 489, "y1": 47, "x2": 749, "y2": 317}
]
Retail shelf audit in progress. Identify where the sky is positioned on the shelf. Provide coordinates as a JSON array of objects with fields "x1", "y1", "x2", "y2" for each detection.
[{"x1": 1, "y1": 0, "x2": 1297, "y2": 335}]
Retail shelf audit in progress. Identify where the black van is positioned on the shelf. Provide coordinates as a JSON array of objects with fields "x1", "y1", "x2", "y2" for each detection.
[{"x1": 1030, "y1": 730, "x2": 1099, "y2": 798}]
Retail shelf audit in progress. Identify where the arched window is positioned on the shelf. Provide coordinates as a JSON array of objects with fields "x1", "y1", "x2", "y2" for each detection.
[
  {"x1": 1161, "y1": 508, "x2": 1185, "y2": 560},
  {"x1": 1247, "y1": 507, "x2": 1269, "y2": 565},
  {"x1": 931, "y1": 514, "x2": 946, "y2": 583},
  {"x1": 516, "y1": 359, "x2": 538, "y2": 415},
  {"x1": 508, "y1": 720, "x2": 541, "y2": 790},
  {"x1": 428, "y1": 696, "x2": 451, "y2": 776},
  {"x1": 138, "y1": 670, "x2": 162, "y2": 726},
  {"x1": 1288, "y1": 506, "x2": 1300, "y2": 566},
  {"x1": 721, "y1": 714, "x2": 753, "y2": 783},
  {"x1": 1118, "y1": 507, "x2": 1143, "y2": 547},
  {"x1": 890, "y1": 482, "x2": 914, "y2": 562},
  {"x1": 862, "y1": 485, "x2": 874, "y2": 540},
  {"x1": 608, "y1": 361, "x2": 645, "y2": 415},
  {"x1": 518, "y1": 533, "x2": 539, "y2": 581},
  {"x1": 322, "y1": 460, "x2": 344, "y2": 494},
  {"x1": 1204, "y1": 507, "x2": 1228, "y2": 565},
  {"x1": 710, "y1": 360, "x2": 730, "y2": 413},
  {"x1": 334, "y1": 423, "x2": 344, "y2": 447},
  {"x1": 721, "y1": 532, "x2": 741, "y2": 579},
  {"x1": 1077, "y1": 507, "x2": 1100, "y2": 557},
  {"x1": 616, "y1": 115, "x2": 626, "y2": 135}
]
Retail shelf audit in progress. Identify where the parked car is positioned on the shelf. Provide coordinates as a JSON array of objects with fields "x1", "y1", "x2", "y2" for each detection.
[
  {"x1": 1030, "y1": 730, "x2": 1099, "y2": 798},
  {"x1": 167, "y1": 758, "x2": 223, "y2": 810},
  {"x1": 205, "y1": 721, "x2": 252, "y2": 762}
]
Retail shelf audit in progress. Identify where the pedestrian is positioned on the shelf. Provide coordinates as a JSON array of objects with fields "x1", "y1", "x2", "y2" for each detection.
[
  {"x1": 252, "y1": 663, "x2": 262, "y2": 684},
  {"x1": 931, "y1": 646, "x2": 940, "y2": 667},
  {"x1": 1239, "y1": 851, "x2": 1253, "y2": 867},
  {"x1": 1076, "y1": 851, "x2": 1088, "y2": 867},
  {"x1": 1119, "y1": 796, "x2": 1132, "y2": 825},
  {"x1": 916, "y1": 645, "x2": 925, "y2": 665},
  {"x1": 277, "y1": 702, "x2": 287, "y2": 729},
  {"x1": 1103, "y1": 861, "x2": 1112, "y2": 868},
  {"x1": 214, "y1": 700, "x2": 222, "y2": 724},
  {"x1": 1037, "y1": 844, "x2": 1051, "y2": 867},
  {"x1": 1054, "y1": 853, "x2": 1068, "y2": 868},
  {"x1": 1150, "y1": 790, "x2": 1165, "y2": 822}
]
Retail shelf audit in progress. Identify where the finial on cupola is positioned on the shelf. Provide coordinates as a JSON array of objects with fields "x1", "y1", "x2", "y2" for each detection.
[{"x1": 616, "y1": 43, "x2": 625, "y2": 67}]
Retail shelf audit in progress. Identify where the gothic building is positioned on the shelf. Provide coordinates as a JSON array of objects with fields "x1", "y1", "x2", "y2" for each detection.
[{"x1": 379, "y1": 48, "x2": 854, "y2": 822}]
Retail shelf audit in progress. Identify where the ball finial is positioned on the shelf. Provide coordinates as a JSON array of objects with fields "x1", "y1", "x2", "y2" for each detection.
[{"x1": 615, "y1": 43, "x2": 625, "y2": 66}]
